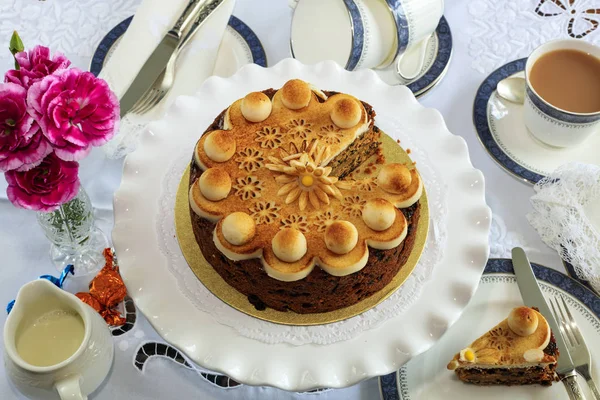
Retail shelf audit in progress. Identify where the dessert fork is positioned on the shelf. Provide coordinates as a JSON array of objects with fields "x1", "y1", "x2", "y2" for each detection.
[
  {"x1": 550, "y1": 295, "x2": 600, "y2": 400},
  {"x1": 129, "y1": 0, "x2": 225, "y2": 115}
]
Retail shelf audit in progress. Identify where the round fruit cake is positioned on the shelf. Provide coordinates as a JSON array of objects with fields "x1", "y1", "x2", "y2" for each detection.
[{"x1": 188, "y1": 79, "x2": 423, "y2": 314}]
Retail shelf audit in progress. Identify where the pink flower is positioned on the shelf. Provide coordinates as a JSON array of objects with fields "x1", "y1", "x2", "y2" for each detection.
[
  {"x1": 0, "y1": 82, "x2": 52, "y2": 172},
  {"x1": 5, "y1": 152, "x2": 80, "y2": 212},
  {"x1": 5, "y1": 45, "x2": 71, "y2": 89},
  {"x1": 28, "y1": 68, "x2": 120, "y2": 161}
]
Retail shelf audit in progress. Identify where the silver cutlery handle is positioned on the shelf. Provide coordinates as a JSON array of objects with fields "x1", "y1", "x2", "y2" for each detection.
[
  {"x1": 587, "y1": 377, "x2": 600, "y2": 400},
  {"x1": 169, "y1": 0, "x2": 208, "y2": 38},
  {"x1": 176, "y1": 0, "x2": 226, "y2": 52},
  {"x1": 563, "y1": 374, "x2": 586, "y2": 400}
]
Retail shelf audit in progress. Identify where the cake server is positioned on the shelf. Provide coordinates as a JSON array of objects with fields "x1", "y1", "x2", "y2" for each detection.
[
  {"x1": 512, "y1": 247, "x2": 586, "y2": 400},
  {"x1": 119, "y1": 0, "x2": 210, "y2": 117}
]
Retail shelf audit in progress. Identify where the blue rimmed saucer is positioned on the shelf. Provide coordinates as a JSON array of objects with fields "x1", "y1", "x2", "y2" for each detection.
[
  {"x1": 90, "y1": 15, "x2": 267, "y2": 77},
  {"x1": 379, "y1": 258, "x2": 600, "y2": 400},
  {"x1": 375, "y1": 16, "x2": 453, "y2": 98},
  {"x1": 474, "y1": 59, "x2": 600, "y2": 185},
  {"x1": 563, "y1": 260, "x2": 600, "y2": 297}
]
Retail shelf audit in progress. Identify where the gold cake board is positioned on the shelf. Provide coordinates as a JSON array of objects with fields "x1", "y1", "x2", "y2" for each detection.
[{"x1": 174, "y1": 133, "x2": 429, "y2": 325}]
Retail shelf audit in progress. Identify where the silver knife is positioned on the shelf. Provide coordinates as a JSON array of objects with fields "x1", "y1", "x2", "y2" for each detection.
[
  {"x1": 119, "y1": 0, "x2": 210, "y2": 117},
  {"x1": 512, "y1": 247, "x2": 586, "y2": 400}
]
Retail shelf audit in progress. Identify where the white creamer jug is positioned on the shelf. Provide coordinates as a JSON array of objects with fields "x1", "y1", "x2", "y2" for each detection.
[{"x1": 3, "y1": 279, "x2": 114, "y2": 400}]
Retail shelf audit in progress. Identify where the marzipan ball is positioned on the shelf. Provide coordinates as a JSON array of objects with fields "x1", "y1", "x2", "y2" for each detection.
[
  {"x1": 508, "y1": 306, "x2": 539, "y2": 337},
  {"x1": 281, "y1": 79, "x2": 311, "y2": 110},
  {"x1": 222, "y1": 212, "x2": 256, "y2": 245},
  {"x1": 198, "y1": 168, "x2": 231, "y2": 201},
  {"x1": 241, "y1": 92, "x2": 272, "y2": 122}
]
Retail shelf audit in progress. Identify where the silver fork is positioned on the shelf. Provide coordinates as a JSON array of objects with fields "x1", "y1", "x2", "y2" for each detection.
[
  {"x1": 129, "y1": 0, "x2": 224, "y2": 115},
  {"x1": 550, "y1": 295, "x2": 600, "y2": 400}
]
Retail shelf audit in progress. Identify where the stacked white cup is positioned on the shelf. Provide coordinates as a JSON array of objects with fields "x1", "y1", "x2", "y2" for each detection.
[{"x1": 290, "y1": 0, "x2": 444, "y2": 72}]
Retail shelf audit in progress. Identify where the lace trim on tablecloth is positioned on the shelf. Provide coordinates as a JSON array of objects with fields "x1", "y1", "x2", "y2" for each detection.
[
  {"x1": 466, "y1": 0, "x2": 600, "y2": 74},
  {"x1": 528, "y1": 162, "x2": 600, "y2": 293},
  {"x1": 488, "y1": 214, "x2": 530, "y2": 258},
  {"x1": 156, "y1": 118, "x2": 448, "y2": 345}
]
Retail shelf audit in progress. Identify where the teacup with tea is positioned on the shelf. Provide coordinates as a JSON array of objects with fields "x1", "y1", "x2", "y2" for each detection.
[{"x1": 524, "y1": 39, "x2": 600, "y2": 148}]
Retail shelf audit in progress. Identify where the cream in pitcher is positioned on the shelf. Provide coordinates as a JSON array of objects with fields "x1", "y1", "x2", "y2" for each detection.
[
  {"x1": 4, "y1": 279, "x2": 114, "y2": 400},
  {"x1": 16, "y1": 309, "x2": 85, "y2": 368}
]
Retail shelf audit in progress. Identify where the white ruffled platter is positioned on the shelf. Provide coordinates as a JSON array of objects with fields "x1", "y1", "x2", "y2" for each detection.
[{"x1": 112, "y1": 59, "x2": 491, "y2": 391}]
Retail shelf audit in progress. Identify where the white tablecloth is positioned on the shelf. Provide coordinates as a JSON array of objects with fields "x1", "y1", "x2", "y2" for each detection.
[{"x1": 1, "y1": 0, "x2": 584, "y2": 398}]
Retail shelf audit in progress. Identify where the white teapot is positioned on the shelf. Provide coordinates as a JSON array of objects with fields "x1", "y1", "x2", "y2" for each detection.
[{"x1": 3, "y1": 279, "x2": 114, "y2": 400}]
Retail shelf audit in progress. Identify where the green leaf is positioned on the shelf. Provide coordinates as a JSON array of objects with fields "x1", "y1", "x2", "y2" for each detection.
[{"x1": 9, "y1": 31, "x2": 24, "y2": 70}]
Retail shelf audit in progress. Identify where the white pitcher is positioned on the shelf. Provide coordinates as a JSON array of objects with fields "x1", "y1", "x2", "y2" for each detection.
[{"x1": 3, "y1": 279, "x2": 114, "y2": 400}]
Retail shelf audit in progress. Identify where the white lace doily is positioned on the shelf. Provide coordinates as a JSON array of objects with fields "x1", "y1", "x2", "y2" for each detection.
[
  {"x1": 488, "y1": 214, "x2": 530, "y2": 258},
  {"x1": 156, "y1": 117, "x2": 448, "y2": 346},
  {"x1": 466, "y1": 0, "x2": 600, "y2": 74},
  {"x1": 528, "y1": 162, "x2": 600, "y2": 293}
]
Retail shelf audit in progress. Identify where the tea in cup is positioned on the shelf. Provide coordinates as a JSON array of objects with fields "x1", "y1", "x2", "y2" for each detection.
[{"x1": 524, "y1": 39, "x2": 600, "y2": 147}]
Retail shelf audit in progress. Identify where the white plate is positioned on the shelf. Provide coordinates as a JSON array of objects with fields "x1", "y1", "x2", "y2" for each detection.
[
  {"x1": 474, "y1": 58, "x2": 600, "y2": 184},
  {"x1": 112, "y1": 59, "x2": 491, "y2": 391},
  {"x1": 90, "y1": 15, "x2": 267, "y2": 78},
  {"x1": 374, "y1": 16, "x2": 453, "y2": 98},
  {"x1": 380, "y1": 259, "x2": 600, "y2": 400}
]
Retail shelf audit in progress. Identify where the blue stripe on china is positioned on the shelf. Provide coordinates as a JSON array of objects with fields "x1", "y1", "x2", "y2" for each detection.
[
  {"x1": 228, "y1": 16, "x2": 268, "y2": 68},
  {"x1": 90, "y1": 15, "x2": 267, "y2": 77},
  {"x1": 342, "y1": 0, "x2": 365, "y2": 71},
  {"x1": 407, "y1": 16, "x2": 452, "y2": 95},
  {"x1": 90, "y1": 16, "x2": 133, "y2": 76},
  {"x1": 563, "y1": 260, "x2": 600, "y2": 297},
  {"x1": 525, "y1": 87, "x2": 600, "y2": 125},
  {"x1": 379, "y1": 258, "x2": 600, "y2": 400},
  {"x1": 385, "y1": 0, "x2": 410, "y2": 63},
  {"x1": 473, "y1": 58, "x2": 545, "y2": 184}
]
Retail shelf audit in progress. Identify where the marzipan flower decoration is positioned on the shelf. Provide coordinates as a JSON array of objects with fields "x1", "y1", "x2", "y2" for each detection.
[
  {"x1": 341, "y1": 195, "x2": 367, "y2": 217},
  {"x1": 313, "y1": 210, "x2": 339, "y2": 232},
  {"x1": 234, "y1": 175, "x2": 263, "y2": 200},
  {"x1": 266, "y1": 140, "x2": 343, "y2": 210},
  {"x1": 286, "y1": 119, "x2": 312, "y2": 139},
  {"x1": 249, "y1": 201, "x2": 281, "y2": 224},
  {"x1": 235, "y1": 148, "x2": 264, "y2": 173},
  {"x1": 281, "y1": 214, "x2": 309, "y2": 233},
  {"x1": 317, "y1": 124, "x2": 343, "y2": 144},
  {"x1": 535, "y1": 0, "x2": 600, "y2": 38},
  {"x1": 255, "y1": 126, "x2": 283, "y2": 149}
]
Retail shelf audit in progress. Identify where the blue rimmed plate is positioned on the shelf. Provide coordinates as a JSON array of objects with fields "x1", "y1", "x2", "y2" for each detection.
[
  {"x1": 379, "y1": 258, "x2": 600, "y2": 400},
  {"x1": 563, "y1": 260, "x2": 600, "y2": 297},
  {"x1": 473, "y1": 59, "x2": 600, "y2": 185},
  {"x1": 375, "y1": 16, "x2": 453, "y2": 98},
  {"x1": 90, "y1": 15, "x2": 267, "y2": 77}
]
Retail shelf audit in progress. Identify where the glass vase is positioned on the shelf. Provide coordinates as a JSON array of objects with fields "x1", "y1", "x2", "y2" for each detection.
[{"x1": 36, "y1": 187, "x2": 109, "y2": 275}]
